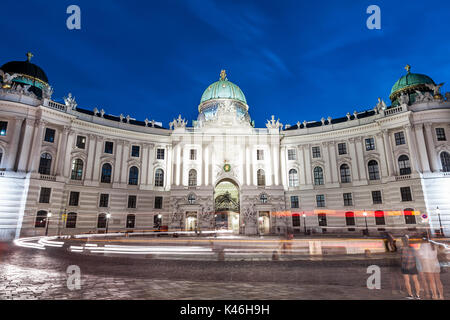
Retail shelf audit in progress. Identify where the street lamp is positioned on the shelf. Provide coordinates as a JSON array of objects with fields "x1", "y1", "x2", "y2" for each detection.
[
  {"x1": 302, "y1": 213, "x2": 307, "y2": 235},
  {"x1": 45, "y1": 211, "x2": 52, "y2": 236},
  {"x1": 363, "y1": 211, "x2": 369, "y2": 236},
  {"x1": 437, "y1": 207, "x2": 444, "y2": 237},
  {"x1": 105, "y1": 213, "x2": 111, "y2": 234}
]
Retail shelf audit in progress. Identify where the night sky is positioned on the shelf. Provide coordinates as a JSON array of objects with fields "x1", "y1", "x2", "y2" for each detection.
[{"x1": 1, "y1": 0, "x2": 450, "y2": 127}]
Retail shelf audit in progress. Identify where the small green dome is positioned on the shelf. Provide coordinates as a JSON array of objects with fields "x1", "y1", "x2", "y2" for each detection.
[
  {"x1": 200, "y1": 70, "x2": 247, "y2": 104},
  {"x1": 390, "y1": 65, "x2": 435, "y2": 98}
]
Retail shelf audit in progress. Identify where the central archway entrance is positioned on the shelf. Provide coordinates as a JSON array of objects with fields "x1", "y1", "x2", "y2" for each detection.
[{"x1": 214, "y1": 179, "x2": 240, "y2": 234}]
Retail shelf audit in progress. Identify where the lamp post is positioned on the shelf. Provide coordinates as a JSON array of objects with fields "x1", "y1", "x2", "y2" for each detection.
[
  {"x1": 105, "y1": 213, "x2": 111, "y2": 234},
  {"x1": 302, "y1": 213, "x2": 307, "y2": 235},
  {"x1": 363, "y1": 211, "x2": 369, "y2": 236},
  {"x1": 437, "y1": 207, "x2": 444, "y2": 237},
  {"x1": 45, "y1": 211, "x2": 52, "y2": 236}
]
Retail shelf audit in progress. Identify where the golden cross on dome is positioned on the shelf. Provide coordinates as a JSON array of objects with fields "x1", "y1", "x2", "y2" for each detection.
[
  {"x1": 220, "y1": 69, "x2": 227, "y2": 81},
  {"x1": 405, "y1": 64, "x2": 411, "y2": 73},
  {"x1": 26, "y1": 52, "x2": 34, "y2": 62}
]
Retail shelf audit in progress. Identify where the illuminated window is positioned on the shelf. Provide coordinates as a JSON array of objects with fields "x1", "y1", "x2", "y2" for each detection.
[
  {"x1": 318, "y1": 213, "x2": 327, "y2": 226},
  {"x1": 71, "y1": 159, "x2": 84, "y2": 180},
  {"x1": 0, "y1": 121, "x2": 7, "y2": 136},
  {"x1": 38, "y1": 153, "x2": 52, "y2": 175},
  {"x1": 76, "y1": 136, "x2": 86, "y2": 149},
  {"x1": 128, "y1": 166, "x2": 139, "y2": 185},
  {"x1": 35, "y1": 210, "x2": 47, "y2": 228},
  {"x1": 155, "y1": 169, "x2": 164, "y2": 187}
]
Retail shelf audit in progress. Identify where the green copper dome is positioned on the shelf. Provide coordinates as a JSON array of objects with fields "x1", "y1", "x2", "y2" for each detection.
[
  {"x1": 200, "y1": 70, "x2": 247, "y2": 104},
  {"x1": 390, "y1": 65, "x2": 435, "y2": 99}
]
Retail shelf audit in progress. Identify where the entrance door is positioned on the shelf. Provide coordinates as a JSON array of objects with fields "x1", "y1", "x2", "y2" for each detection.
[
  {"x1": 214, "y1": 179, "x2": 240, "y2": 233},
  {"x1": 258, "y1": 211, "x2": 270, "y2": 235},
  {"x1": 186, "y1": 212, "x2": 197, "y2": 231}
]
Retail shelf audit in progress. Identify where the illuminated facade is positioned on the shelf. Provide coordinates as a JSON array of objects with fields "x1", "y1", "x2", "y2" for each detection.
[{"x1": 0, "y1": 55, "x2": 449, "y2": 240}]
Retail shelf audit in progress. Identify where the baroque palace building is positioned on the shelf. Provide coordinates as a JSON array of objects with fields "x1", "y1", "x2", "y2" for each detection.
[{"x1": 0, "y1": 54, "x2": 449, "y2": 240}]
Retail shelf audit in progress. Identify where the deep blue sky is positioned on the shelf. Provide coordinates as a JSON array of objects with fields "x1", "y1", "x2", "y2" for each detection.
[{"x1": 1, "y1": 0, "x2": 450, "y2": 127}]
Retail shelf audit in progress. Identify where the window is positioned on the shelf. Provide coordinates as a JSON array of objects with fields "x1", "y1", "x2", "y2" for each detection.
[
  {"x1": 190, "y1": 149, "x2": 197, "y2": 160},
  {"x1": 188, "y1": 194, "x2": 196, "y2": 204},
  {"x1": 76, "y1": 136, "x2": 86, "y2": 149},
  {"x1": 290, "y1": 196, "x2": 299, "y2": 209},
  {"x1": 0, "y1": 121, "x2": 7, "y2": 136},
  {"x1": 0, "y1": 149, "x2": 3, "y2": 166},
  {"x1": 289, "y1": 169, "x2": 299, "y2": 187},
  {"x1": 126, "y1": 214, "x2": 136, "y2": 228},
  {"x1": 312, "y1": 146, "x2": 321, "y2": 158},
  {"x1": 97, "y1": 213, "x2": 107, "y2": 228},
  {"x1": 154, "y1": 196, "x2": 163, "y2": 209},
  {"x1": 260, "y1": 193, "x2": 268, "y2": 204},
  {"x1": 436, "y1": 128, "x2": 446, "y2": 141},
  {"x1": 395, "y1": 132, "x2": 406, "y2": 145},
  {"x1": 441, "y1": 152, "x2": 450, "y2": 172},
  {"x1": 154, "y1": 214, "x2": 162, "y2": 229},
  {"x1": 104, "y1": 141, "x2": 114, "y2": 154},
  {"x1": 343, "y1": 193, "x2": 353, "y2": 206},
  {"x1": 398, "y1": 155, "x2": 411, "y2": 175},
  {"x1": 313, "y1": 167, "x2": 324, "y2": 185},
  {"x1": 156, "y1": 148, "x2": 165, "y2": 160},
  {"x1": 101, "y1": 163, "x2": 112, "y2": 183},
  {"x1": 375, "y1": 211, "x2": 385, "y2": 225},
  {"x1": 372, "y1": 191, "x2": 382, "y2": 204},
  {"x1": 155, "y1": 169, "x2": 164, "y2": 187},
  {"x1": 368, "y1": 160, "x2": 380, "y2": 180},
  {"x1": 128, "y1": 166, "x2": 139, "y2": 185},
  {"x1": 39, "y1": 187, "x2": 51, "y2": 204},
  {"x1": 365, "y1": 138, "x2": 375, "y2": 151},
  {"x1": 71, "y1": 159, "x2": 84, "y2": 180},
  {"x1": 340, "y1": 164, "x2": 351, "y2": 183},
  {"x1": 66, "y1": 212, "x2": 77, "y2": 228},
  {"x1": 257, "y1": 150, "x2": 264, "y2": 161},
  {"x1": 401, "y1": 187, "x2": 412, "y2": 202},
  {"x1": 188, "y1": 169, "x2": 197, "y2": 187},
  {"x1": 318, "y1": 213, "x2": 327, "y2": 226},
  {"x1": 292, "y1": 214, "x2": 300, "y2": 227},
  {"x1": 316, "y1": 195, "x2": 325, "y2": 207},
  {"x1": 99, "y1": 194, "x2": 109, "y2": 207},
  {"x1": 44, "y1": 128, "x2": 55, "y2": 143},
  {"x1": 404, "y1": 208, "x2": 416, "y2": 225},
  {"x1": 69, "y1": 191, "x2": 80, "y2": 206},
  {"x1": 345, "y1": 212, "x2": 355, "y2": 227},
  {"x1": 338, "y1": 143, "x2": 347, "y2": 155},
  {"x1": 288, "y1": 149, "x2": 297, "y2": 160},
  {"x1": 35, "y1": 211, "x2": 47, "y2": 228},
  {"x1": 128, "y1": 195, "x2": 137, "y2": 209},
  {"x1": 131, "y1": 145, "x2": 140, "y2": 157},
  {"x1": 38, "y1": 153, "x2": 52, "y2": 175},
  {"x1": 257, "y1": 169, "x2": 265, "y2": 186}
]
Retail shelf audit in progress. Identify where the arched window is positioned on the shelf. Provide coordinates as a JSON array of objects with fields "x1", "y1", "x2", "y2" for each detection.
[
  {"x1": 66, "y1": 212, "x2": 77, "y2": 228},
  {"x1": 188, "y1": 169, "x2": 197, "y2": 187},
  {"x1": 155, "y1": 169, "x2": 164, "y2": 187},
  {"x1": 404, "y1": 208, "x2": 416, "y2": 225},
  {"x1": 260, "y1": 193, "x2": 268, "y2": 204},
  {"x1": 368, "y1": 160, "x2": 380, "y2": 180},
  {"x1": 38, "y1": 153, "x2": 52, "y2": 175},
  {"x1": 97, "y1": 213, "x2": 107, "y2": 228},
  {"x1": 101, "y1": 163, "x2": 112, "y2": 183},
  {"x1": 70, "y1": 159, "x2": 84, "y2": 180},
  {"x1": 441, "y1": 152, "x2": 450, "y2": 172},
  {"x1": 340, "y1": 164, "x2": 351, "y2": 183},
  {"x1": 128, "y1": 166, "x2": 139, "y2": 185},
  {"x1": 257, "y1": 169, "x2": 265, "y2": 186},
  {"x1": 313, "y1": 167, "x2": 324, "y2": 185},
  {"x1": 188, "y1": 193, "x2": 196, "y2": 204},
  {"x1": 398, "y1": 155, "x2": 411, "y2": 175},
  {"x1": 126, "y1": 214, "x2": 136, "y2": 228},
  {"x1": 35, "y1": 210, "x2": 47, "y2": 228},
  {"x1": 289, "y1": 169, "x2": 299, "y2": 187}
]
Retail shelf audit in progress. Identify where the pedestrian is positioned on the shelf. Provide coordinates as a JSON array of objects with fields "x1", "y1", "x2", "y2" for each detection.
[
  {"x1": 400, "y1": 235, "x2": 421, "y2": 299},
  {"x1": 388, "y1": 248, "x2": 404, "y2": 296}
]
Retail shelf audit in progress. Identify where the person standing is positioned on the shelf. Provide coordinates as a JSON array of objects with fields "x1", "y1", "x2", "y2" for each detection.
[
  {"x1": 400, "y1": 235, "x2": 421, "y2": 299},
  {"x1": 417, "y1": 234, "x2": 445, "y2": 300}
]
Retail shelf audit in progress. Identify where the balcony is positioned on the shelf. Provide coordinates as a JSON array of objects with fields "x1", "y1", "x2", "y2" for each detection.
[
  {"x1": 395, "y1": 175, "x2": 411, "y2": 181},
  {"x1": 40, "y1": 174, "x2": 56, "y2": 181}
]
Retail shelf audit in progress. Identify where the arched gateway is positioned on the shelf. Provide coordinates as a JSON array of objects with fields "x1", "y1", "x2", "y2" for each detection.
[{"x1": 214, "y1": 179, "x2": 240, "y2": 233}]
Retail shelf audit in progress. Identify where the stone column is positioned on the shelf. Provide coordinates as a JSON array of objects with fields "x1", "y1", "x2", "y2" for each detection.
[
  {"x1": 202, "y1": 143, "x2": 207, "y2": 186},
  {"x1": 321, "y1": 142, "x2": 331, "y2": 184},
  {"x1": 120, "y1": 142, "x2": 130, "y2": 184},
  {"x1": 5, "y1": 117, "x2": 24, "y2": 170},
  {"x1": 355, "y1": 137, "x2": 367, "y2": 181},
  {"x1": 141, "y1": 144, "x2": 149, "y2": 185},
  {"x1": 84, "y1": 134, "x2": 97, "y2": 181},
  {"x1": 55, "y1": 126, "x2": 69, "y2": 176},
  {"x1": 166, "y1": 145, "x2": 172, "y2": 190},
  {"x1": 348, "y1": 138, "x2": 360, "y2": 181},
  {"x1": 404, "y1": 124, "x2": 420, "y2": 173},
  {"x1": 17, "y1": 119, "x2": 35, "y2": 172},
  {"x1": 28, "y1": 119, "x2": 46, "y2": 172},
  {"x1": 147, "y1": 144, "x2": 155, "y2": 186},
  {"x1": 375, "y1": 132, "x2": 388, "y2": 178},
  {"x1": 113, "y1": 140, "x2": 123, "y2": 184},
  {"x1": 424, "y1": 123, "x2": 438, "y2": 172},
  {"x1": 382, "y1": 130, "x2": 395, "y2": 176},
  {"x1": 245, "y1": 145, "x2": 251, "y2": 186},
  {"x1": 280, "y1": 146, "x2": 287, "y2": 188},
  {"x1": 328, "y1": 142, "x2": 338, "y2": 183},
  {"x1": 298, "y1": 145, "x2": 306, "y2": 185},
  {"x1": 414, "y1": 124, "x2": 431, "y2": 173},
  {"x1": 304, "y1": 144, "x2": 313, "y2": 185},
  {"x1": 63, "y1": 130, "x2": 76, "y2": 177},
  {"x1": 92, "y1": 136, "x2": 103, "y2": 182},
  {"x1": 179, "y1": 145, "x2": 184, "y2": 186}
]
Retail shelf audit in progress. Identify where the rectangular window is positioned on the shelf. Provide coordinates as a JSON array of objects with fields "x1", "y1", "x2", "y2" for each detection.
[
  {"x1": 292, "y1": 214, "x2": 300, "y2": 227},
  {"x1": 290, "y1": 196, "x2": 299, "y2": 209},
  {"x1": 312, "y1": 146, "x2": 321, "y2": 158},
  {"x1": 69, "y1": 191, "x2": 80, "y2": 206},
  {"x1": 190, "y1": 149, "x2": 197, "y2": 160},
  {"x1": 104, "y1": 141, "x2": 114, "y2": 154},
  {"x1": 400, "y1": 187, "x2": 412, "y2": 202},
  {"x1": 375, "y1": 211, "x2": 385, "y2": 225},
  {"x1": 372, "y1": 191, "x2": 382, "y2": 204},
  {"x1": 154, "y1": 196, "x2": 163, "y2": 209},
  {"x1": 345, "y1": 212, "x2": 355, "y2": 226},
  {"x1": 343, "y1": 193, "x2": 353, "y2": 206},
  {"x1": 76, "y1": 136, "x2": 86, "y2": 149},
  {"x1": 127, "y1": 195, "x2": 137, "y2": 209},
  {"x1": 338, "y1": 143, "x2": 347, "y2": 155},
  {"x1": 131, "y1": 145, "x2": 140, "y2": 157},
  {"x1": 157, "y1": 149, "x2": 165, "y2": 160},
  {"x1": 395, "y1": 132, "x2": 406, "y2": 145},
  {"x1": 365, "y1": 138, "x2": 375, "y2": 151},
  {"x1": 257, "y1": 150, "x2": 264, "y2": 161},
  {"x1": 318, "y1": 213, "x2": 327, "y2": 226},
  {"x1": 288, "y1": 149, "x2": 297, "y2": 160},
  {"x1": 39, "y1": 187, "x2": 51, "y2": 204},
  {"x1": 436, "y1": 128, "x2": 446, "y2": 141},
  {"x1": 99, "y1": 194, "x2": 109, "y2": 207},
  {"x1": 0, "y1": 121, "x2": 7, "y2": 136},
  {"x1": 44, "y1": 128, "x2": 56, "y2": 143},
  {"x1": 316, "y1": 195, "x2": 325, "y2": 208},
  {"x1": 404, "y1": 210, "x2": 416, "y2": 225}
]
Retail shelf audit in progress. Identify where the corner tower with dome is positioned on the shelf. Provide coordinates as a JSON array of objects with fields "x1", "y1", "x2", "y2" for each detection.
[{"x1": 0, "y1": 54, "x2": 449, "y2": 240}]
